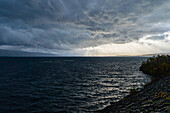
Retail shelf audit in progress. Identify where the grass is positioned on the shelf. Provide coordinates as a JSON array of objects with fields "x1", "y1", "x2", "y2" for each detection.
[
  {"x1": 165, "y1": 95, "x2": 170, "y2": 101},
  {"x1": 155, "y1": 91, "x2": 167, "y2": 99},
  {"x1": 129, "y1": 87, "x2": 138, "y2": 95},
  {"x1": 142, "y1": 82, "x2": 151, "y2": 88}
]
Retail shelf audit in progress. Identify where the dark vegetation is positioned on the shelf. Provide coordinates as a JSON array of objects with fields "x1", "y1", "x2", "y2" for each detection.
[
  {"x1": 130, "y1": 55, "x2": 170, "y2": 93},
  {"x1": 140, "y1": 55, "x2": 170, "y2": 80},
  {"x1": 129, "y1": 87, "x2": 138, "y2": 95},
  {"x1": 101, "y1": 76, "x2": 170, "y2": 113},
  {"x1": 100, "y1": 55, "x2": 170, "y2": 112}
]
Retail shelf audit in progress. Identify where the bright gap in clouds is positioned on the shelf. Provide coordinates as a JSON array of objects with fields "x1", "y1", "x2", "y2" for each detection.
[
  {"x1": 1, "y1": 31, "x2": 169, "y2": 56},
  {"x1": 0, "y1": 0, "x2": 170, "y2": 56},
  {"x1": 79, "y1": 31, "x2": 170, "y2": 56}
]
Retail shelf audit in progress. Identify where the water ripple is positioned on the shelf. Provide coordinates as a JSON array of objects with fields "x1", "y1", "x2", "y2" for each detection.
[{"x1": 0, "y1": 57, "x2": 151, "y2": 112}]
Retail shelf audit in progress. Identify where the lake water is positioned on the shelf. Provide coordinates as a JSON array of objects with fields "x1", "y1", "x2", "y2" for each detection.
[{"x1": 0, "y1": 57, "x2": 150, "y2": 112}]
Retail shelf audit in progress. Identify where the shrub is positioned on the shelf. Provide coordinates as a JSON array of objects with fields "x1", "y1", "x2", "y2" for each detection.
[
  {"x1": 140, "y1": 55, "x2": 170, "y2": 79},
  {"x1": 129, "y1": 87, "x2": 138, "y2": 95}
]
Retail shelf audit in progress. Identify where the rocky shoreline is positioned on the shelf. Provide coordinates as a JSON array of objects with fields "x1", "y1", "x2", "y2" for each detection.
[{"x1": 99, "y1": 75, "x2": 170, "y2": 113}]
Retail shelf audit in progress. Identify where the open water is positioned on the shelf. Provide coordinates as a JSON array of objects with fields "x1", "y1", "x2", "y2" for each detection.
[{"x1": 0, "y1": 57, "x2": 150, "y2": 112}]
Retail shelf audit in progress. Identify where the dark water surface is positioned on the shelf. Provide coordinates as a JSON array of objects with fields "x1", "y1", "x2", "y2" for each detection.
[{"x1": 0, "y1": 57, "x2": 150, "y2": 112}]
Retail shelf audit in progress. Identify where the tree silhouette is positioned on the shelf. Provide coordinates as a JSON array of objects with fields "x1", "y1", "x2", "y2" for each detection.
[{"x1": 140, "y1": 55, "x2": 170, "y2": 78}]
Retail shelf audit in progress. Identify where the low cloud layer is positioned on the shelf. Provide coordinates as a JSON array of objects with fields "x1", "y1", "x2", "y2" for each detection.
[{"x1": 0, "y1": 0, "x2": 170, "y2": 56}]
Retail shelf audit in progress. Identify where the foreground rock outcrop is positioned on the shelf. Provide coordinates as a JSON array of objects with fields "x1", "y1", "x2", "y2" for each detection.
[{"x1": 100, "y1": 75, "x2": 170, "y2": 113}]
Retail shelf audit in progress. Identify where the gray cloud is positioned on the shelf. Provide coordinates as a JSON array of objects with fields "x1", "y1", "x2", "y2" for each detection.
[{"x1": 0, "y1": 0, "x2": 170, "y2": 56}]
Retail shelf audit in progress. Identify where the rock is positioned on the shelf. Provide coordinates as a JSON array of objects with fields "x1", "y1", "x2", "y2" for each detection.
[{"x1": 99, "y1": 75, "x2": 170, "y2": 113}]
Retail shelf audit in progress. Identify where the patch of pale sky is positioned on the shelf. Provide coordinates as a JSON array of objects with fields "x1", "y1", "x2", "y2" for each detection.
[{"x1": 79, "y1": 31, "x2": 170, "y2": 56}]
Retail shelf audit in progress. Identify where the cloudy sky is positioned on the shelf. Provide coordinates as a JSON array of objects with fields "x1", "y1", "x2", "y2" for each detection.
[{"x1": 0, "y1": 0, "x2": 170, "y2": 56}]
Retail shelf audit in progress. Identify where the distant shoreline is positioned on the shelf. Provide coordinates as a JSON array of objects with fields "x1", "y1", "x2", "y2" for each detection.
[{"x1": 0, "y1": 56, "x2": 149, "y2": 58}]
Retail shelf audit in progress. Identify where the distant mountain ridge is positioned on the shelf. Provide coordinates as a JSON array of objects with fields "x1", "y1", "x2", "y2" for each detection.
[
  {"x1": 0, "y1": 49, "x2": 54, "y2": 57},
  {"x1": 0, "y1": 49, "x2": 169, "y2": 57}
]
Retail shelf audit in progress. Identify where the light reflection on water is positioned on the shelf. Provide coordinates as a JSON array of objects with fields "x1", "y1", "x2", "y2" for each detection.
[{"x1": 0, "y1": 57, "x2": 150, "y2": 112}]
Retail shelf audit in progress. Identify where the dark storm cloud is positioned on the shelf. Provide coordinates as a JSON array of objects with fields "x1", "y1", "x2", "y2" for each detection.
[{"x1": 0, "y1": 0, "x2": 170, "y2": 55}]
